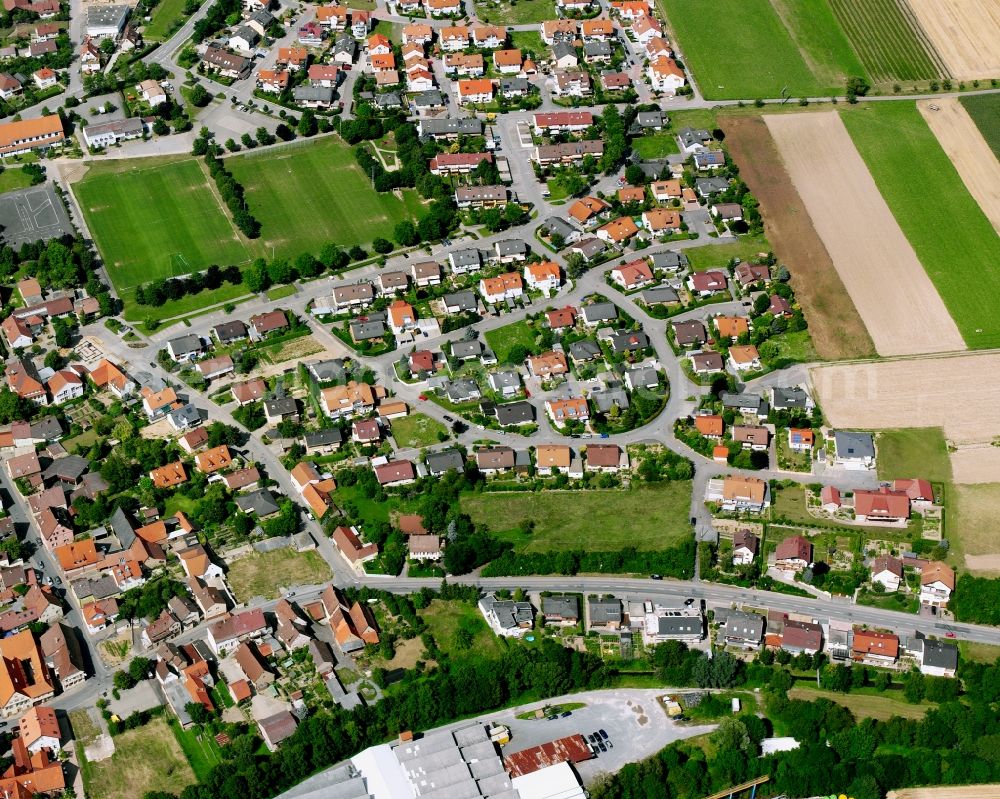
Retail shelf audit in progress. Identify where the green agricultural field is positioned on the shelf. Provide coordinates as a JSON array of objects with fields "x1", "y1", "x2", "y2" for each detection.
[
  {"x1": 876, "y1": 428, "x2": 952, "y2": 483},
  {"x1": 841, "y1": 102, "x2": 1000, "y2": 349},
  {"x1": 960, "y1": 94, "x2": 1000, "y2": 160},
  {"x1": 460, "y1": 484, "x2": 692, "y2": 552},
  {"x1": 660, "y1": 0, "x2": 838, "y2": 99},
  {"x1": 228, "y1": 136, "x2": 426, "y2": 259},
  {"x1": 768, "y1": 0, "x2": 867, "y2": 87},
  {"x1": 827, "y1": 0, "x2": 945, "y2": 82},
  {"x1": 73, "y1": 157, "x2": 253, "y2": 294}
]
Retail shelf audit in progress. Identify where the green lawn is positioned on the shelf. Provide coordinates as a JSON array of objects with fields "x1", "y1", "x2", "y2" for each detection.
[
  {"x1": 960, "y1": 94, "x2": 1000, "y2": 160},
  {"x1": 475, "y1": 0, "x2": 557, "y2": 25},
  {"x1": 389, "y1": 412, "x2": 448, "y2": 448},
  {"x1": 0, "y1": 167, "x2": 34, "y2": 193},
  {"x1": 144, "y1": 0, "x2": 196, "y2": 40},
  {"x1": 169, "y1": 720, "x2": 223, "y2": 781},
  {"x1": 826, "y1": 0, "x2": 945, "y2": 82},
  {"x1": 684, "y1": 235, "x2": 770, "y2": 271},
  {"x1": 631, "y1": 132, "x2": 680, "y2": 159},
  {"x1": 226, "y1": 549, "x2": 332, "y2": 602},
  {"x1": 73, "y1": 157, "x2": 253, "y2": 296},
  {"x1": 660, "y1": 0, "x2": 835, "y2": 99},
  {"x1": 81, "y1": 718, "x2": 197, "y2": 799},
  {"x1": 460, "y1": 484, "x2": 692, "y2": 552},
  {"x1": 420, "y1": 599, "x2": 504, "y2": 658},
  {"x1": 509, "y1": 30, "x2": 546, "y2": 58},
  {"x1": 484, "y1": 319, "x2": 539, "y2": 363},
  {"x1": 227, "y1": 136, "x2": 427, "y2": 259},
  {"x1": 876, "y1": 428, "x2": 952, "y2": 483},
  {"x1": 266, "y1": 284, "x2": 297, "y2": 301},
  {"x1": 762, "y1": 329, "x2": 818, "y2": 368},
  {"x1": 841, "y1": 102, "x2": 1000, "y2": 349}
]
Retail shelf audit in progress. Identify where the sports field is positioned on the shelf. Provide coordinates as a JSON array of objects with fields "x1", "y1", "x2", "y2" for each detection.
[
  {"x1": 73, "y1": 157, "x2": 252, "y2": 293},
  {"x1": 841, "y1": 102, "x2": 1000, "y2": 349},
  {"x1": 660, "y1": 0, "x2": 837, "y2": 99},
  {"x1": 960, "y1": 93, "x2": 1000, "y2": 159},
  {"x1": 826, "y1": 0, "x2": 946, "y2": 82},
  {"x1": 227, "y1": 136, "x2": 426, "y2": 259},
  {"x1": 460, "y1": 484, "x2": 692, "y2": 552}
]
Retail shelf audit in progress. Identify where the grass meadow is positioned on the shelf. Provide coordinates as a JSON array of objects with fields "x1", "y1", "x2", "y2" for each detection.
[
  {"x1": 227, "y1": 135, "x2": 427, "y2": 259},
  {"x1": 841, "y1": 102, "x2": 1000, "y2": 349},
  {"x1": 960, "y1": 93, "x2": 1000, "y2": 159},
  {"x1": 460, "y1": 484, "x2": 692, "y2": 552},
  {"x1": 660, "y1": 0, "x2": 842, "y2": 99}
]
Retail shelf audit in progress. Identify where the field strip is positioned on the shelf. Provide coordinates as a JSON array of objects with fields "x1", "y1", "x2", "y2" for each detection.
[
  {"x1": 721, "y1": 115, "x2": 875, "y2": 360},
  {"x1": 811, "y1": 352, "x2": 1000, "y2": 444},
  {"x1": 889, "y1": 786, "x2": 1000, "y2": 799},
  {"x1": 950, "y1": 445, "x2": 1000, "y2": 484},
  {"x1": 917, "y1": 98, "x2": 1000, "y2": 235},
  {"x1": 908, "y1": 0, "x2": 1000, "y2": 80},
  {"x1": 765, "y1": 111, "x2": 964, "y2": 356}
]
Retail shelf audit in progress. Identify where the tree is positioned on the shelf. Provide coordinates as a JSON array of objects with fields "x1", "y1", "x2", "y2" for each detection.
[
  {"x1": 52, "y1": 317, "x2": 74, "y2": 348},
  {"x1": 153, "y1": 118, "x2": 170, "y2": 136},
  {"x1": 394, "y1": 219, "x2": 420, "y2": 246},
  {"x1": 189, "y1": 84, "x2": 211, "y2": 107},
  {"x1": 624, "y1": 163, "x2": 645, "y2": 187},
  {"x1": 846, "y1": 76, "x2": 870, "y2": 102},
  {"x1": 712, "y1": 717, "x2": 752, "y2": 753},
  {"x1": 256, "y1": 126, "x2": 275, "y2": 146},
  {"x1": 243, "y1": 258, "x2": 270, "y2": 293},
  {"x1": 128, "y1": 656, "x2": 151, "y2": 682},
  {"x1": 185, "y1": 702, "x2": 213, "y2": 725},
  {"x1": 372, "y1": 237, "x2": 393, "y2": 254},
  {"x1": 297, "y1": 110, "x2": 318, "y2": 137},
  {"x1": 100, "y1": 38, "x2": 116, "y2": 55},
  {"x1": 113, "y1": 670, "x2": 137, "y2": 690}
]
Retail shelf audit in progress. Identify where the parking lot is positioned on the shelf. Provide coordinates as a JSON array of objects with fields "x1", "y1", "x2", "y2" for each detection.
[{"x1": 477, "y1": 688, "x2": 717, "y2": 784}]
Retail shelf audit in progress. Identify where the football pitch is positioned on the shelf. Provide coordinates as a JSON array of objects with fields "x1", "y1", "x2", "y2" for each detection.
[
  {"x1": 227, "y1": 135, "x2": 427, "y2": 259},
  {"x1": 73, "y1": 157, "x2": 253, "y2": 292}
]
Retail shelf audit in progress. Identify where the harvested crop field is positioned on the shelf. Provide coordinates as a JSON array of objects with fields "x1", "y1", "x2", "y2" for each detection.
[
  {"x1": 765, "y1": 111, "x2": 964, "y2": 356},
  {"x1": 949, "y1": 446, "x2": 1000, "y2": 485},
  {"x1": 889, "y1": 787, "x2": 1000, "y2": 799},
  {"x1": 918, "y1": 98, "x2": 1000, "y2": 235},
  {"x1": 811, "y1": 353, "x2": 1000, "y2": 444},
  {"x1": 721, "y1": 115, "x2": 874, "y2": 360},
  {"x1": 908, "y1": 0, "x2": 1000, "y2": 80}
]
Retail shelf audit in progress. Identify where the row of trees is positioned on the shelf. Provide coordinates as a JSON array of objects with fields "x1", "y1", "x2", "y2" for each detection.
[
  {"x1": 134, "y1": 264, "x2": 243, "y2": 307},
  {"x1": 204, "y1": 148, "x2": 260, "y2": 238}
]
